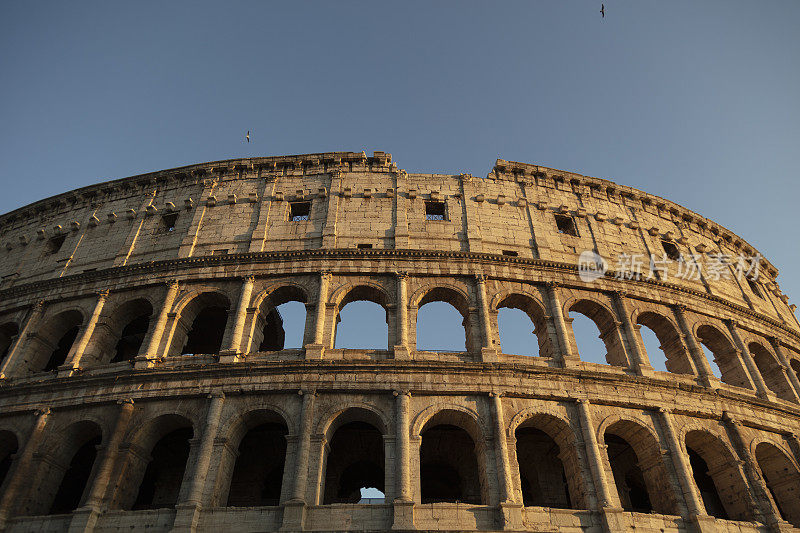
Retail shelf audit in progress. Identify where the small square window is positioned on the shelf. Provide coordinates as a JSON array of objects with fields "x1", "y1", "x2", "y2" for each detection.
[
  {"x1": 290, "y1": 202, "x2": 311, "y2": 221},
  {"x1": 425, "y1": 201, "x2": 446, "y2": 221},
  {"x1": 157, "y1": 212, "x2": 178, "y2": 234},
  {"x1": 554, "y1": 214, "x2": 578, "y2": 236},
  {"x1": 357, "y1": 243, "x2": 373, "y2": 249},
  {"x1": 212, "y1": 249, "x2": 229, "y2": 256},
  {"x1": 747, "y1": 277, "x2": 763, "y2": 299},
  {"x1": 45, "y1": 234, "x2": 66, "y2": 255},
  {"x1": 502, "y1": 250, "x2": 518, "y2": 257},
  {"x1": 661, "y1": 240, "x2": 681, "y2": 261}
]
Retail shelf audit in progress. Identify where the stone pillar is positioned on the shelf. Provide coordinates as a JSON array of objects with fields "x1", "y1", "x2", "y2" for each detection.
[
  {"x1": 392, "y1": 390, "x2": 414, "y2": 530},
  {"x1": 393, "y1": 273, "x2": 410, "y2": 359},
  {"x1": 135, "y1": 280, "x2": 179, "y2": 368},
  {"x1": 672, "y1": 304, "x2": 715, "y2": 388},
  {"x1": 61, "y1": 290, "x2": 109, "y2": 376},
  {"x1": 767, "y1": 336, "x2": 800, "y2": 400},
  {"x1": 475, "y1": 275, "x2": 498, "y2": 362},
  {"x1": 0, "y1": 408, "x2": 50, "y2": 528},
  {"x1": 546, "y1": 282, "x2": 577, "y2": 365},
  {"x1": 171, "y1": 392, "x2": 225, "y2": 533},
  {"x1": 305, "y1": 273, "x2": 330, "y2": 359},
  {"x1": 68, "y1": 400, "x2": 135, "y2": 533},
  {"x1": 219, "y1": 276, "x2": 255, "y2": 361},
  {"x1": 655, "y1": 408, "x2": 706, "y2": 517},
  {"x1": 726, "y1": 320, "x2": 771, "y2": 399},
  {"x1": 0, "y1": 300, "x2": 45, "y2": 379},
  {"x1": 282, "y1": 390, "x2": 316, "y2": 532},
  {"x1": 612, "y1": 291, "x2": 653, "y2": 376},
  {"x1": 491, "y1": 393, "x2": 523, "y2": 531},
  {"x1": 787, "y1": 432, "x2": 800, "y2": 466}
]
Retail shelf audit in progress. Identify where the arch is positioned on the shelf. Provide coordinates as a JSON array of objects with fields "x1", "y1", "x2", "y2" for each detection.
[
  {"x1": 168, "y1": 291, "x2": 231, "y2": 356},
  {"x1": 85, "y1": 298, "x2": 154, "y2": 366},
  {"x1": 333, "y1": 285, "x2": 391, "y2": 350},
  {"x1": 566, "y1": 298, "x2": 627, "y2": 367},
  {"x1": 684, "y1": 429, "x2": 753, "y2": 521},
  {"x1": 748, "y1": 342, "x2": 796, "y2": 402},
  {"x1": 250, "y1": 284, "x2": 309, "y2": 352},
  {"x1": 0, "y1": 430, "x2": 19, "y2": 492},
  {"x1": 318, "y1": 404, "x2": 390, "y2": 440},
  {"x1": 634, "y1": 311, "x2": 694, "y2": 375},
  {"x1": 322, "y1": 409, "x2": 386, "y2": 504},
  {"x1": 513, "y1": 411, "x2": 589, "y2": 510},
  {"x1": 695, "y1": 324, "x2": 752, "y2": 389},
  {"x1": 754, "y1": 441, "x2": 800, "y2": 526},
  {"x1": 414, "y1": 285, "x2": 475, "y2": 353},
  {"x1": 0, "y1": 322, "x2": 20, "y2": 363},
  {"x1": 601, "y1": 418, "x2": 678, "y2": 515},
  {"x1": 224, "y1": 409, "x2": 290, "y2": 507},
  {"x1": 419, "y1": 408, "x2": 487, "y2": 504},
  {"x1": 26, "y1": 309, "x2": 84, "y2": 373},
  {"x1": 495, "y1": 293, "x2": 554, "y2": 358}
]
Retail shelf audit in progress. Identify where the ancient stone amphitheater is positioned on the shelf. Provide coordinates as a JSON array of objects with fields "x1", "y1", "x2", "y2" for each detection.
[{"x1": 0, "y1": 151, "x2": 799, "y2": 533}]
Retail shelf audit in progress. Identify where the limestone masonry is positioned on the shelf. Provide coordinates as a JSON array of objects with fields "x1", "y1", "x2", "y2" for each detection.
[{"x1": 0, "y1": 151, "x2": 799, "y2": 532}]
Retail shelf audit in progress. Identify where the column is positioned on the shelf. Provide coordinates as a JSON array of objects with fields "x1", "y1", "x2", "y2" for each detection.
[
  {"x1": 219, "y1": 276, "x2": 255, "y2": 361},
  {"x1": 135, "y1": 280, "x2": 179, "y2": 368},
  {"x1": 0, "y1": 408, "x2": 50, "y2": 527},
  {"x1": 282, "y1": 390, "x2": 316, "y2": 532},
  {"x1": 767, "y1": 336, "x2": 800, "y2": 400},
  {"x1": 392, "y1": 390, "x2": 414, "y2": 531},
  {"x1": 672, "y1": 304, "x2": 715, "y2": 387},
  {"x1": 305, "y1": 272, "x2": 330, "y2": 359},
  {"x1": 394, "y1": 273, "x2": 410, "y2": 359},
  {"x1": 490, "y1": 394, "x2": 514, "y2": 503},
  {"x1": 546, "y1": 282, "x2": 577, "y2": 364},
  {"x1": 574, "y1": 400, "x2": 615, "y2": 508},
  {"x1": 612, "y1": 291, "x2": 653, "y2": 375},
  {"x1": 0, "y1": 300, "x2": 45, "y2": 379},
  {"x1": 726, "y1": 320, "x2": 771, "y2": 399},
  {"x1": 655, "y1": 408, "x2": 706, "y2": 517},
  {"x1": 475, "y1": 275, "x2": 497, "y2": 362},
  {"x1": 68, "y1": 400, "x2": 135, "y2": 533},
  {"x1": 61, "y1": 290, "x2": 109, "y2": 376}
]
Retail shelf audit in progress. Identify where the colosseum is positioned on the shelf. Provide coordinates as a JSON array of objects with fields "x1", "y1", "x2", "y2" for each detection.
[{"x1": 0, "y1": 151, "x2": 798, "y2": 533}]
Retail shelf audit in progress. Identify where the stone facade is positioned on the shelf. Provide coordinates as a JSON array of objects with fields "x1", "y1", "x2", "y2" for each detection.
[{"x1": 0, "y1": 151, "x2": 798, "y2": 532}]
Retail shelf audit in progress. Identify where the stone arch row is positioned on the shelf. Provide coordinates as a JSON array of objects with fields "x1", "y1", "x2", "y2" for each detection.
[
  {"x1": 0, "y1": 395, "x2": 799, "y2": 529},
  {"x1": 1, "y1": 274, "x2": 800, "y2": 401}
]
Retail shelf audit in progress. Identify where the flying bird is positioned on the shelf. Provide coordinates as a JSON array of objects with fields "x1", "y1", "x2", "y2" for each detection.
[
  {"x1": 600, "y1": 4, "x2": 605, "y2": 18},
  {"x1": 246, "y1": 131, "x2": 250, "y2": 143}
]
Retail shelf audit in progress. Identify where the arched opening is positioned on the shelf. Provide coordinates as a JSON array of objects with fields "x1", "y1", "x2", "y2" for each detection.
[
  {"x1": 496, "y1": 294, "x2": 552, "y2": 358},
  {"x1": 755, "y1": 442, "x2": 800, "y2": 526},
  {"x1": 111, "y1": 314, "x2": 150, "y2": 363},
  {"x1": 168, "y1": 292, "x2": 231, "y2": 356},
  {"x1": 132, "y1": 424, "x2": 193, "y2": 510},
  {"x1": 635, "y1": 312, "x2": 694, "y2": 375},
  {"x1": 252, "y1": 286, "x2": 308, "y2": 352},
  {"x1": 0, "y1": 322, "x2": 19, "y2": 363},
  {"x1": 685, "y1": 431, "x2": 752, "y2": 521},
  {"x1": 568, "y1": 300, "x2": 627, "y2": 367},
  {"x1": 87, "y1": 299, "x2": 155, "y2": 365},
  {"x1": 32, "y1": 310, "x2": 84, "y2": 373},
  {"x1": 227, "y1": 421, "x2": 288, "y2": 506},
  {"x1": 696, "y1": 325, "x2": 752, "y2": 389},
  {"x1": 419, "y1": 410, "x2": 485, "y2": 504},
  {"x1": 0, "y1": 431, "x2": 18, "y2": 491},
  {"x1": 416, "y1": 288, "x2": 474, "y2": 353},
  {"x1": 749, "y1": 342, "x2": 796, "y2": 402},
  {"x1": 323, "y1": 410, "x2": 385, "y2": 504},
  {"x1": 333, "y1": 286, "x2": 390, "y2": 350},
  {"x1": 49, "y1": 434, "x2": 102, "y2": 514},
  {"x1": 792, "y1": 359, "x2": 800, "y2": 385},
  {"x1": 603, "y1": 421, "x2": 678, "y2": 515}
]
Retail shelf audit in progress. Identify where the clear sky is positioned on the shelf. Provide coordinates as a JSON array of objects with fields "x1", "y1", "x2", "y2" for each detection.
[{"x1": 1, "y1": 1, "x2": 798, "y2": 359}]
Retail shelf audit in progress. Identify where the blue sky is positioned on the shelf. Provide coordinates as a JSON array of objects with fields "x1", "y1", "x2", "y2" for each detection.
[{"x1": 1, "y1": 1, "x2": 798, "y2": 358}]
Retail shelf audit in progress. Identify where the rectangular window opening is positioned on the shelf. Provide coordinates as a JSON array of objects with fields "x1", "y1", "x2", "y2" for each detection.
[
  {"x1": 661, "y1": 240, "x2": 681, "y2": 261},
  {"x1": 554, "y1": 214, "x2": 578, "y2": 236},
  {"x1": 425, "y1": 201, "x2": 446, "y2": 221},
  {"x1": 747, "y1": 277, "x2": 763, "y2": 299},
  {"x1": 357, "y1": 243, "x2": 373, "y2": 249},
  {"x1": 290, "y1": 201, "x2": 311, "y2": 221},
  {"x1": 212, "y1": 249, "x2": 229, "y2": 256},
  {"x1": 46, "y1": 234, "x2": 66, "y2": 255},
  {"x1": 502, "y1": 250, "x2": 518, "y2": 257},
  {"x1": 159, "y1": 212, "x2": 179, "y2": 233}
]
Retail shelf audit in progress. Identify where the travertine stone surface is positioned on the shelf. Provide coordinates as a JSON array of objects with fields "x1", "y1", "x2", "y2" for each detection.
[{"x1": 0, "y1": 152, "x2": 798, "y2": 533}]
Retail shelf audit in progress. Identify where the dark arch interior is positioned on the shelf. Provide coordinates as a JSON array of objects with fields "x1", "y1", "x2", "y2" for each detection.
[
  {"x1": 49, "y1": 435, "x2": 101, "y2": 514},
  {"x1": 182, "y1": 306, "x2": 228, "y2": 355},
  {"x1": 111, "y1": 313, "x2": 150, "y2": 363},
  {"x1": 44, "y1": 325, "x2": 81, "y2": 372},
  {"x1": 755, "y1": 443, "x2": 800, "y2": 527},
  {"x1": 227, "y1": 422, "x2": 288, "y2": 507},
  {"x1": 604, "y1": 433, "x2": 652, "y2": 513},
  {"x1": 0, "y1": 432, "x2": 19, "y2": 490},
  {"x1": 420, "y1": 424, "x2": 481, "y2": 504},
  {"x1": 133, "y1": 427, "x2": 193, "y2": 510},
  {"x1": 258, "y1": 309, "x2": 285, "y2": 351},
  {"x1": 687, "y1": 446, "x2": 728, "y2": 519},
  {"x1": 0, "y1": 323, "x2": 19, "y2": 362},
  {"x1": 749, "y1": 342, "x2": 795, "y2": 402},
  {"x1": 323, "y1": 421, "x2": 384, "y2": 504},
  {"x1": 515, "y1": 427, "x2": 572, "y2": 509}
]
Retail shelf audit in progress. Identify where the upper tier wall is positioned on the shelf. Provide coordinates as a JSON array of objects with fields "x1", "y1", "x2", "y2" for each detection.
[{"x1": 0, "y1": 151, "x2": 795, "y2": 327}]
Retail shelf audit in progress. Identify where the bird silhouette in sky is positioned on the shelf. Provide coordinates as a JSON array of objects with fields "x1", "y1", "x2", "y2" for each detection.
[
  {"x1": 245, "y1": 130, "x2": 250, "y2": 143},
  {"x1": 600, "y1": 4, "x2": 605, "y2": 18}
]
